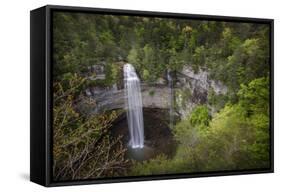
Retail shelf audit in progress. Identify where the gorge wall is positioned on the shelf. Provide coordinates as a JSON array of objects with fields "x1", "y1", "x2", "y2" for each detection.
[{"x1": 78, "y1": 64, "x2": 228, "y2": 118}]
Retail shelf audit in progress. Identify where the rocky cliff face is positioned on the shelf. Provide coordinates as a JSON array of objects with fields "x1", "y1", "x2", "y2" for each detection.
[
  {"x1": 78, "y1": 64, "x2": 227, "y2": 118},
  {"x1": 175, "y1": 66, "x2": 227, "y2": 117},
  {"x1": 79, "y1": 84, "x2": 171, "y2": 115}
]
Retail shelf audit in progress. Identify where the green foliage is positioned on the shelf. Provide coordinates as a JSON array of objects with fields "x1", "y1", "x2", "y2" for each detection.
[
  {"x1": 207, "y1": 88, "x2": 228, "y2": 111},
  {"x1": 129, "y1": 155, "x2": 184, "y2": 176},
  {"x1": 193, "y1": 45, "x2": 206, "y2": 65},
  {"x1": 190, "y1": 105, "x2": 210, "y2": 128},
  {"x1": 131, "y1": 77, "x2": 270, "y2": 174},
  {"x1": 54, "y1": 12, "x2": 269, "y2": 93},
  {"x1": 238, "y1": 77, "x2": 270, "y2": 166},
  {"x1": 173, "y1": 118, "x2": 196, "y2": 148},
  {"x1": 238, "y1": 77, "x2": 269, "y2": 115},
  {"x1": 127, "y1": 47, "x2": 139, "y2": 65},
  {"x1": 142, "y1": 69, "x2": 150, "y2": 81}
]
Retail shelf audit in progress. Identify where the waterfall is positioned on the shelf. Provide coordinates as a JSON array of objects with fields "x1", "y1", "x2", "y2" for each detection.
[
  {"x1": 167, "y1": 70, "x2": 174, "y2": 129},
  {"x1": 124, "y1": 63, "x2": 144, "y2": 149}
]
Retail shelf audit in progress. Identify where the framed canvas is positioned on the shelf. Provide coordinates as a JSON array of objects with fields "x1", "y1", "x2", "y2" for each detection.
[{"x1": 30, "y1": 5, "x2": 274, "y2": 187}]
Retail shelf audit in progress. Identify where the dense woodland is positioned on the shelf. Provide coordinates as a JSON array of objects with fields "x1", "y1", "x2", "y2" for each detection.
[{"x1": 52, "y1": 12, "x2": 270, "y2": 181}]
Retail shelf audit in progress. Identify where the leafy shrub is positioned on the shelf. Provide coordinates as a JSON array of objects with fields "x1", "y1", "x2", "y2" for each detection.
[{"x1": 190, "y1": 105, "x2": 210, "y2": 128}]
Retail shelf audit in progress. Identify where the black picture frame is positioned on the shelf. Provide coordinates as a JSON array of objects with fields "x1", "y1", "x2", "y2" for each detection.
[{"x1": 30, "y1": 5, "x2": 274, "y2": 187}]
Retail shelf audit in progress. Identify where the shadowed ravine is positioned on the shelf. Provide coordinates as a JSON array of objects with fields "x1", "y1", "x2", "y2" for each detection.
[{"x1": 110, "y1": 108, "x2": 177, "y2": 161}]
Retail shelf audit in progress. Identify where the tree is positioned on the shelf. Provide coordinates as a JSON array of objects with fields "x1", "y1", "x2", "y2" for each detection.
[
  {"x1": 190, "y1": 105, "x2": 210, "y2": 128},
  {"x1": 53, "y1": 73, "x2": 128, "y2": 180}
]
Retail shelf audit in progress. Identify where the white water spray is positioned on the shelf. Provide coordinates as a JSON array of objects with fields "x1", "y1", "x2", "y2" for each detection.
[{"x1": 123, "y1": 63, "x2": 144, "y2": 149}]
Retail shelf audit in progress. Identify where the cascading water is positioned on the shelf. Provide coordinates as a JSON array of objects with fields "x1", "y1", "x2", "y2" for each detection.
[
  {"x1": 123, "y1": 63, "x2": 144, "y2": 149},
  {"x1": 167, "y1": 70, "x2": 174, "y2": 129}
]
